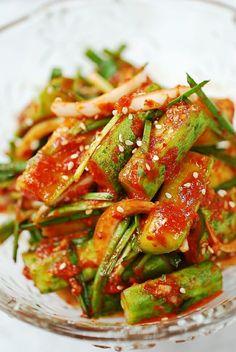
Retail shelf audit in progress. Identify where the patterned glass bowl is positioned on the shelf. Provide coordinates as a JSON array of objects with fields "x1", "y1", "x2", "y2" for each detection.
[{"x1": 0, "y1": 0, "x2": 236, "y2": 350}]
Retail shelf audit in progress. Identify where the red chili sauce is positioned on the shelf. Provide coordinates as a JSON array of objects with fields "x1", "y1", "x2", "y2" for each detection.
[{"x1": 19, "y1": 129, "x2": 95, "y2": 203}]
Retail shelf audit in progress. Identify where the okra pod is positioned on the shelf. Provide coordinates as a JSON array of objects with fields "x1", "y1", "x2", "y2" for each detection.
[
  {"x1": 139, "y1": 152, "x2": 212, "y2": 254},
  {"x1": 23, "y1": 251, "x2": 68, "y2": 293},
  {"x1": 121, "y1": 261, "x2": 222, "y2": 324},
  {"x1": 88, "y1": 110, "x2": 159, "y2": 194},
  {"x1": 17, "y1": 118, "x2": 108, "y2": 205},
  {"x1": 122, "y1": 253, "x2": 184, "y2": 283},
  {"x1": 119, "y1": 103, "x2": 208, "y2": 200}
]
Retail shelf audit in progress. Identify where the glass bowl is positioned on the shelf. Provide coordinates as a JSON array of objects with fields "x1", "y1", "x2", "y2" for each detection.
[{"x1": 0, "y1": 0, "x2": 236, "y2": 350}]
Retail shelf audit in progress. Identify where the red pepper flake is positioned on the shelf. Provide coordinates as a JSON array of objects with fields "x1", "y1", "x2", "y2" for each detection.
[
  {"x1": 159, "y1": 147, "x2": 180, "y2": 182},
  {"x1": 68, "y1": 277, "x2": 82, "y2": 296},
  {"x1": 145, "y1": 99, "x2": 158, "y2": 109},
  {"x1": 144, "y1": 276, "x2": 181, "y2": 306},
  {"x1": 51, "y1": 258, "x2": 80, "y2": 281},
  {"x1": 97, "y1": 102, "x2": 114, "y2": 115},
  {"x1": 150, "y1": 202, "x2": 188, "y2": 245},
  {"x1": 201, "y1": 188, "x2": 236, "y2": 221},
  {"x1": 23, "y1": 266, "x2": 32, "y2": 280},
  {"x1": 131, "y1": 117, "x2": 145, "y2": 136},
  {"x1": 116, "y1": 94, "x2": 133, "y2": 111},
  {"x1": 104, "y1": 275, "x2": 125, "y2": 294}
]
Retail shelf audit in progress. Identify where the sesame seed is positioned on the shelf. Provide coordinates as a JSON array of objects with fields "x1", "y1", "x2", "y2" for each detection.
[
  {"x1": 155, "y1": 124, "x2": 162, "y2": 130},
  {"x1": 184, "y1": 183, "x2": 191, "y2": 188},
  {"x1": 71, "y1": 153, "x2": 79, "y2": 159},
  {"x1": 136, "y1": 140, "x2": 142, "y2": 147},
  {"x1": 116, "y1": 285, "x2": 124, "y2": 291},
  {"x1": 208, "y1": 246, "x2": 214, "y2": 254},
  {"x1": 160, "y1": 218, "x2": 167, "y2": 225},
  {"x1": 30, "y1": 140, "x2": 40, "y2": 150},
  {"x1": 68, "y1": 161, "x2": 74, "y2": 171},
  {"x1": 59, "y1": 263, "x2": 66, "y2": 270},
  {"x1": 161, "y1": 317, "x2": 169, "y2": 321},
  {"x1": 55, "y1": 97, "x2": 62, "y2": 103},
  {"x1": 179, "y1": 238, "x2": 189, "y2": 253},
  {"x1": 180, "y1": 287, "x2": 186, "y2": 294},
  {"x1": 61, "y1": 139, "x2": 68, "y2": 146},
  {"x1": 146, "y1": 163, "x2": 151, "y2": 171},
  {"x1": 229, "y1": 201, "x2": 235, "y2": 208},
  {"x1": 152, "y1": 155, "x2": 159, "y2": 161},
  {"x1": 122, "y1": 107, "x2": 128, "y2": 114},
  {"x1": 112, "y1": 109, "x2": 118, "y2": 116},
  {"x1": 79, "y1": 145, "x2": 84, "y2": 152},
  {"x1": 193, "y1": 172, "x2": 199, "y2": 179},
  {"x1": 118, "y1": 145, "x2": 124, "y2": 152},
  {"x1": 125, "y1": 140, "x2": 134, "y2": 146},
  {"x1": 216, "y1": 141, "x2": 230, "y2": 149},
  {"x1": 117, "y1": 206, "x2": 124, "y2": 213},
  {"x1": 118, "y1": 133, "x2": 123, "y2": 143},
  {"x1": 85, "y1": 166, "x2": 89, "y2": 171},
  {"x1": 85, "y1": 145, "x2": 89, "y2": 150},
  {"x1": 217, "y1": 189, "x2": 227, "y2": 197},
  {"x1": 85, "y1": 209, "x2": 93, "y2": 215},
  {"x1": 62, "y1": 175, "x2": 69, "y2": 180},
  {"x1": 25, "y1": 118, "x2": 33, "y2": 126},
  {"x1": 79, "y1": 122, "x2": 86, "y2": 131},
  {"x1": 128, "y1": 113, "x2": 133, "y2": 120},
  {"x1": 132, "y1": 148, "x2": 137, "y2": 154},
  {"x1": 201, "y1": 189, "x2": 206, "y2": 195},
  {"x1": 165, "y1": 192, "x2": 172, "y2": 199}
]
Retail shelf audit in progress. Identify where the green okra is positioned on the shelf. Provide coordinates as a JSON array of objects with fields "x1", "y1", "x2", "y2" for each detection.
[
  {"x1": 88, "y1": 110, "x2": 161, "y2": 194},
  {"x1": 100, "y1": 293, "x2": 121, "y2": 316},
  {"x1": 121, "y1": 261, "x2": 222, "y2": 324},
  {"x1": 23, "y1": 251, "x2": 68, "y2": 293},
  {"x1": 122, "y1": 253, "x2": 184, "y2": 283},
  {"x1": 23, "y1": 238, "x2": 98, "y2": 294},
  {"x1": 201, "y1": 194, "x2": 236, "y2": 243},
  {"x1": 77, "y1": 239, "x2": 98, "y2": 282},
  {"x1": 138, "y1": 152, "x2": 212, "y2": 254},
  {"x1": 119, "y1": 103, "x2": 208, "y2": 200}
]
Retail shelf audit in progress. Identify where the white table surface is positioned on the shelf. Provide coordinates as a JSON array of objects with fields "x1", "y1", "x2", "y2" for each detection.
[{"x1": 0, "y1": 1, "x2": 235, "y2": 351}]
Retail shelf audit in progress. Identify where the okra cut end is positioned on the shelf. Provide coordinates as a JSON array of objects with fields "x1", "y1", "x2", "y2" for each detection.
[{"x1": 121, "y1": 261, "x2": 222, "y2": 324}]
